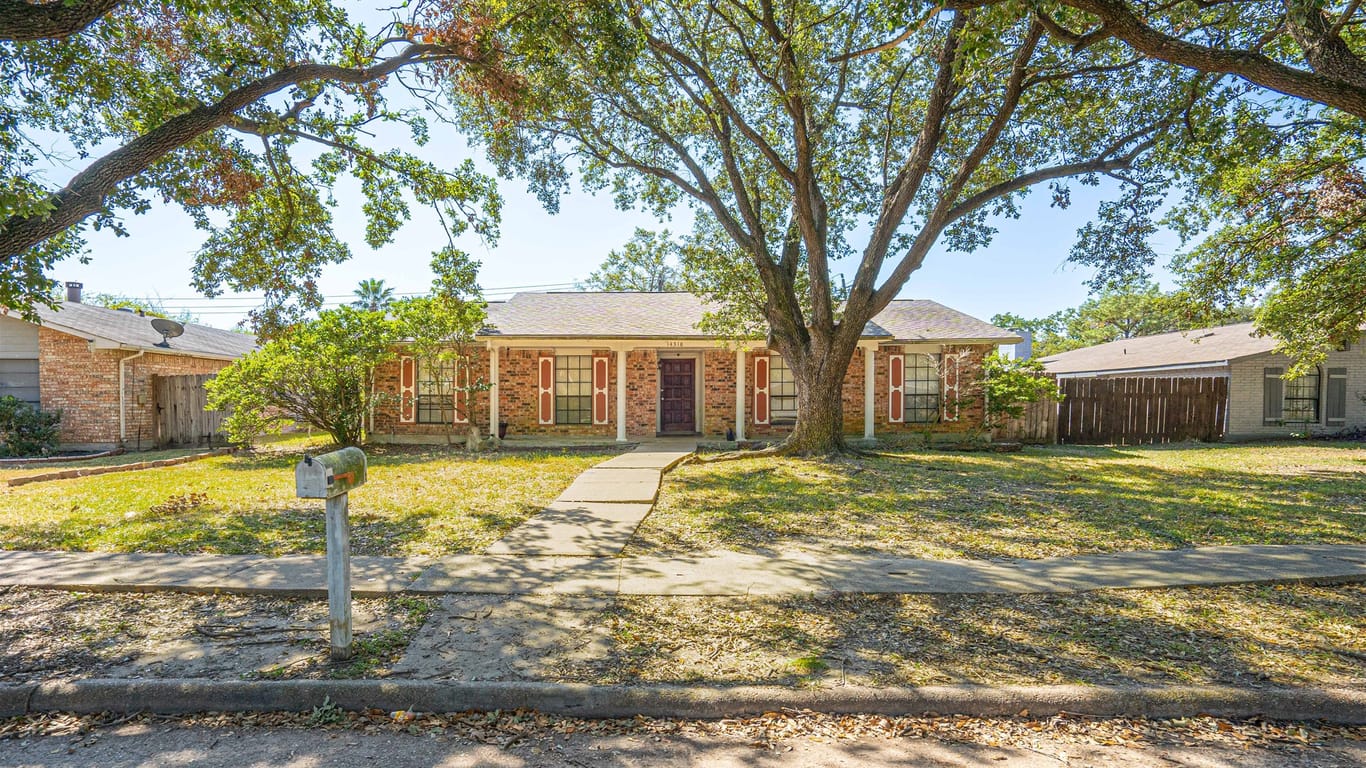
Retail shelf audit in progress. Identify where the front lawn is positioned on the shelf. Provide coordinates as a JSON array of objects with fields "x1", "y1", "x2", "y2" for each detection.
[
  {"x1": 629, "y1": 442, "x2": 1366, "y2": 559},
  {"x1": 0, "y1": 446, "x2": 613, "y2": 556},
  {"x1": 563, "y1": 584, "x2": 1366, "y2": 688}
]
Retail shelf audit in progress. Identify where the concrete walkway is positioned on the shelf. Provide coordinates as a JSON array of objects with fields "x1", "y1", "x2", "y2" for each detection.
[
  {"x1": 1, "y1": 544, "x2": 1362, "y2": 597},
  {"x1": 484, "y1": 440, "x2": 696, "y2": 556}
]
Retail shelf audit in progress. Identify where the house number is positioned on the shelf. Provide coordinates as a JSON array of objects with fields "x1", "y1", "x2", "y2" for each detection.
[{"x1": 663, "y1": 341, "x2": 685, "y2": 348}]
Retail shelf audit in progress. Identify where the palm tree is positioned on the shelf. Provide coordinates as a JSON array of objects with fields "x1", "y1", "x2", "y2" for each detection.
[{"x1": 353, "y1": 278, "x2": 395, "y2": 312}]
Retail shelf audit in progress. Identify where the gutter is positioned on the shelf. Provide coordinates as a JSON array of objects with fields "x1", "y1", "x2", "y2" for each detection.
[{"x1": 118, "y1": 350, "x2": 145, "y2": 446}]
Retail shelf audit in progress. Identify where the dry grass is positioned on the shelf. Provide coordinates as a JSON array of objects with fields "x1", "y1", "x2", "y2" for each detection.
[
  {"x1": 631, "y1": 441, "x2": 1366, "y2": 558},
  {"x1": 0, "y1": 445, "x2": 614, "y2": 556},
  {"x1": 562, "y1": 584, "x2": 1366, "y2": 689}
]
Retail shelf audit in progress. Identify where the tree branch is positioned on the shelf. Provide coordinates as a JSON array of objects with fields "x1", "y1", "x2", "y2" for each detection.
[
  {"x1": 0, "y1": 0, "x2": 123, "y2": 41},
  {"x1": 0, "y1": 43, "x2": 467, "y2": 261}
]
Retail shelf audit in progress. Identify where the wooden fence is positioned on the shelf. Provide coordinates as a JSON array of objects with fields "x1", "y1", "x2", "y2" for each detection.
[
  {"x1": 995, "y1": 397, "x2": 1059, "y2": 444},
  {"x1": 1056, "y1": 376, "x2": 1228, "y2": 445},
  {"x1": 153, "y1": 374, "x2": 228, "y2": 447}
]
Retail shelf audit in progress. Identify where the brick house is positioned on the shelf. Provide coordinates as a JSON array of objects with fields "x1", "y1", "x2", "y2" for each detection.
[
  {"x1": 0, "y1": 289, "x2": 256, "y2": 449},
  {"x1": 1041, "y1": 322, "x2": 1366, "y2": 440},
  {"x1": 372, "y1": 292, "x2": 1019, "y2": 443}
]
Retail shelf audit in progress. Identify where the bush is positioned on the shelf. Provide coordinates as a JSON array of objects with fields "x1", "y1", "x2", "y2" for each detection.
[{"x1": 0, "y1": 396, "x2": 62, "y2": 457}]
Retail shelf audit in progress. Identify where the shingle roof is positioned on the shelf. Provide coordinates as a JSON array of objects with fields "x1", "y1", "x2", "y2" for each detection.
[
  {"x1": 872, "y1": 300, "x2": 1021, "y2": 343},
  {"x1": 1040, "y1": 322, "x2": 1274, "y2": 375},
  {"x1": 31, "y1": 302, "x2": 257, "y2": 359},
  {"x1": 480, "y1": 292, "x2": 1018, "y2": 343}
]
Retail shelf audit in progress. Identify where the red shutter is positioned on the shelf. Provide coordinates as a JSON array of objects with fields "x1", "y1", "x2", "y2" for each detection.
[
  {"x1": 453, "y1": 359, "x2": 469, "y2": 424},
  {"x1": 399, "y1": 356, "x2": 416, "y2": 424},
  {"x1": 592, "y1": 355, "x2": 609, "y2": 425},
  {"x1": 888, "y1": 354, "x2": 904, "y2": 423},
  {"x1": 753, "y1": 354, "x2": 769, "y2": 425},
  {"x1": 538, "y1": 356, "x2": 554, "y2": 425}
]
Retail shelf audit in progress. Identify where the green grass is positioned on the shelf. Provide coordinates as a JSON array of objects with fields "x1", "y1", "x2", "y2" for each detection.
[
  {"x1": 630, "y1": 441, "x2": 1366, "y2": 559},
  {"x1": 0, "y1": 446, "x2": 613, "y2": 556}
]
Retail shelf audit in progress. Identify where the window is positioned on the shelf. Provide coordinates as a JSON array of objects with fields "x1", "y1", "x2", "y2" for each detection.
[
  {"x1": 555, "y1": 355, "x2": 593, "y2": 425},
  {"x1": 769, "y1": 355, "x2": 798, "y2": 421},
  {"x1": 1283, "y1": 367, "x2": 1321, "y2": 424},
  {"x1": 903, "y1": 353, "x2": 940, "y2": 424},
  {"x1": 416, "y1": 359, "x2": 456, "y2": 424}
]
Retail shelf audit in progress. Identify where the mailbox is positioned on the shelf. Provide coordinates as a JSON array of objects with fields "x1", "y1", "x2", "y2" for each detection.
[{"x1": 295, "y1": 447, "x2": 367, "y2": 499}]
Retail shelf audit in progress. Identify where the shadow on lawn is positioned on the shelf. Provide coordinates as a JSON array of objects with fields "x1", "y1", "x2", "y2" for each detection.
[
  {"x1": 569, "y1": 584, "x2": 1365, "y2": 689},
  {"x1": 632, "y1": 444, "x2": 1366, "y2": 559}
]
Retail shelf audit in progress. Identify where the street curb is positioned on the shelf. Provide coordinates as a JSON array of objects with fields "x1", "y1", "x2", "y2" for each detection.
[{"x1": 3, "y1": 680, "x2": 1362, "y2": 723}]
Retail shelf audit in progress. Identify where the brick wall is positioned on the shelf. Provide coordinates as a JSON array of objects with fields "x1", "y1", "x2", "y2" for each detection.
[
  {"x1": 37, "y1": 327, "x2": 230, "y2": 448},
  {"x1": 372, "y1": 347, "x2": 493, "y2": 437},
  {"x1": 1226, "y1": 344, "x2": 1366, "y2": 439},
  {"x1": 373, "y1": 342, "x2": 997, "y2": 442}
]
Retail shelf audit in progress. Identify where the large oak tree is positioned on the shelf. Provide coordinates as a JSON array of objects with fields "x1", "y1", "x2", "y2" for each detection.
[
  {"x1": 0, "y1": 0, "x2": 508, "y2": 332},
  {"x1": 445, "y1": 0, "x2": 1216, "y2": 453}
]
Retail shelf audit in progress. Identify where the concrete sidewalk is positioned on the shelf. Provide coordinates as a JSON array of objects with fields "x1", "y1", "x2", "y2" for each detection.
[
  {"x1": 485, "y1": 440, "x2": 695, "y2": 556},
  {"x1": 1, "y1": 544, "x2": 1362, "y2": 597}
]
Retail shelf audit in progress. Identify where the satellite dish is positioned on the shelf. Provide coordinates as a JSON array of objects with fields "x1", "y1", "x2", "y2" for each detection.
[{"x1": 150, "y1": 318, "x2": 185, "y2": 348}]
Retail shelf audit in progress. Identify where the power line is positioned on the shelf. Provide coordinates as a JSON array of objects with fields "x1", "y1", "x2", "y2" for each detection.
[{"x1": 106, "y1": 280, "x2": 584, "y2": 305}]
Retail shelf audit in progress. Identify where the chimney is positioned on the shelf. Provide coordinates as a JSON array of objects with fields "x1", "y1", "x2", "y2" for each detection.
[
  {"x1": 1013, "y1": 329, "x2": 1033, "y2": 361},
  {"x1": 65, "y1": 281, "x2": 83, "y2": 303}
]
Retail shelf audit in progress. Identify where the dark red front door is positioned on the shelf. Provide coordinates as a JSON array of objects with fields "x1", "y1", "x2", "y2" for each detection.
[{"x1": 659, "y1": 359, "x2": 696, "y2": 433}]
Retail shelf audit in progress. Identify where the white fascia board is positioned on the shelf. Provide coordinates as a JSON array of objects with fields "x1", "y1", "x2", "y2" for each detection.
[{"x1": 1053, "y1": 361, "x2": 1231, "y2": 378}]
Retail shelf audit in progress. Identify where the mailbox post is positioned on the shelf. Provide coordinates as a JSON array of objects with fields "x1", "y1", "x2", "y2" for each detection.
[{"x1": 295, "y1": 447, "x2": 367, "y2": 661}]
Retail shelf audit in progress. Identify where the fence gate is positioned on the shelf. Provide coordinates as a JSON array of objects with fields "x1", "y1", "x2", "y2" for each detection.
[
  {"x1": 1056, "y1": 376, "x2": 1228, "y2": 445},
  {"x1": 154, "y1": 374, "x2": 227, "y2": 447}
]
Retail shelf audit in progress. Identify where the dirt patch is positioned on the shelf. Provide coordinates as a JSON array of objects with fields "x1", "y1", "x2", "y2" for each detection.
[
  {"x1": 558, "y1": 585, "x2": 1366, "y2": 688},
  {"x1": 0, "y1": 588, "x2": 435, "y2": 681}
]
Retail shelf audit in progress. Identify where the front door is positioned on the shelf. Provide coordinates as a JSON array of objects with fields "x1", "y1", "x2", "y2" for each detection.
[{"x1": 658, "y1": 358, "x2": 696, "y2": 434}]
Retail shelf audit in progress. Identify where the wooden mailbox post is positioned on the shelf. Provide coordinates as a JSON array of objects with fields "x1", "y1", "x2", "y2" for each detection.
[{"x1": 295, "y1": 447, "x2": 367, "y2": 660}]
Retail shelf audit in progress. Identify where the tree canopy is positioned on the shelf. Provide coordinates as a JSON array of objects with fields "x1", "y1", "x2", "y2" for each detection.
[
  {"x1": 993, "y1": 282, "x2": 1254, "y2": 358},
  {"x1": 1, "y1": 0, "x2": 510, "y2": 333},
  {"x1": 442, "y1": 0, "x2": 1219, "y2": 452},
  {"x1": 584, "y1": 228, "x2": 684, "y2": 291}
]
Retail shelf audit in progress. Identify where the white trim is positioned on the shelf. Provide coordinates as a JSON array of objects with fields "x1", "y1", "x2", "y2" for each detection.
[
  {"x1": 735, "y1": 347, "x2": 746, "y2": 441},
  {"x1": 863, "y1": 346, "x2": 875, "y2": 439},
  {"x1": 616, "y1": 351, "x2": 627, "y2": 442},
  {"x1": 1053, "y1": 362, "x2": 1231, "y2": 379},
  {"x1": 487, "y1": 345, "x2": 500, "y2": 437},
  {"x1": 117, "y1": 349, "x2": 145, "y2": 445}
]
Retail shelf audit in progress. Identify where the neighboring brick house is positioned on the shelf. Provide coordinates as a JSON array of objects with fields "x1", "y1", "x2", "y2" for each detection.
[
  {"x1": 372, "y1": 292, "x2": 1019, "y2": 443},
  {"x1": 1040, "y1": 322, "x2": 1366, "y2": 440},
  {"x1": 0, "y1": 290, "x2": 256, "y2": 449}
]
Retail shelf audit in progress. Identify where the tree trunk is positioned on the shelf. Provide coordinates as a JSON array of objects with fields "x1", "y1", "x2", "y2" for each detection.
[{"x1": 780, "y1": 339, "x2": 855, "y2": 455}]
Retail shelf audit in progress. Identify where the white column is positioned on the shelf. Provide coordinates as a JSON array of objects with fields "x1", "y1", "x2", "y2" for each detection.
[
  {"x1": 735, "y1": 346, "x2": 746, "y2": 441},
  {"x1": 863, "y1": 344, "x2": 875, "y2": 440},
  {"x1": 616, "y1": 350, "x2": 628, "y2": 442},
  {"x1": 488, "y1": 344, "x2": 500, "y2": 437}
]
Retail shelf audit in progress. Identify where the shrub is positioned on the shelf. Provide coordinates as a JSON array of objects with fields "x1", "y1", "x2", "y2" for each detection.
[{"x1": 0, "y1": 396, "x2": 62, "y2": 457}]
